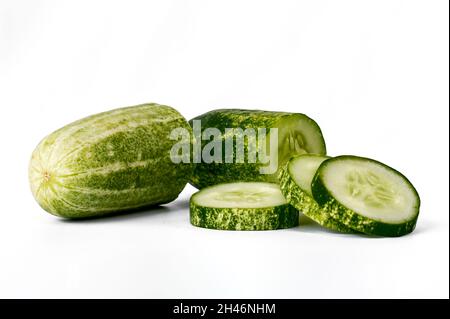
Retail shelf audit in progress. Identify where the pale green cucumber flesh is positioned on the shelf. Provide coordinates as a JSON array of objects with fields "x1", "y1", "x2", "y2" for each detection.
[
  {"x1": 312, "y1": 156, "x2": 420, "y2": 236},
  {"x1": 189, "y1": 109, "x2": 326, "y2": 189},
  {"x1": 276, "y1": 115, "x2": 326, "y2": 167},
  {"x1": 190, "y1": 182, "x2": 299, "y2": 230},
  {"x1": 29, "y1": 103, "x2": 192, "y2": 218},
  {"x1": 279, "y1": 154, "x2": 355, "y2": 233}
]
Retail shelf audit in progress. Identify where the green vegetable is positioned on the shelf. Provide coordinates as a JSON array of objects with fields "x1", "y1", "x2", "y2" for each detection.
[
  {"x1": 190, "y1": 182, "x2": 299, "y2": 230},
  {"x1": 312, "y1": 156, "x2": 420, "y2": 236},
  {"x1": 29, "y1": 103, "x2": 192, "y2": 218},
  {"x1": 189, "y1": 109, "x2": 326, "y2": 189},
  {"x1": 279, "y1": 154, "x2": 355, "y2": 233}
]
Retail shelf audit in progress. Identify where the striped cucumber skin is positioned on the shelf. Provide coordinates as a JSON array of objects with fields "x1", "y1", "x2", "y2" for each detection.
[
  {"x1": 190, "y1": 182, "x2": 299, "y2": 230},
  {"x1": 312, "y1": 156, "x2": 420, "y2": 237},
  {"x1": 29, "y1": 103, "x2": 192, "y2": 218},
  {"x1": 189, "y1": 109, "x2": 326, "y2": 189},
  {"x1": 278, "y1": 160, "x2": 355, "y2": 233}
]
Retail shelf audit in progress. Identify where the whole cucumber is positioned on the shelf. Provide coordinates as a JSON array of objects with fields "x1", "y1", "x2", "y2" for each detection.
[{"x1": 29, "y1": 103, "x2": 192, "y2": 218}]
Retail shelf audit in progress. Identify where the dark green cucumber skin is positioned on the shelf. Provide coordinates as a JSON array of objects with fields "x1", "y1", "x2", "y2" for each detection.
[
  {"x1": 311, "y1": 156, "x2": 420, "y2": 237},
  {"x1": 278, "y1": 162, "x2": 355, "y2": 233},
  {"x1": 190, "y1": 200, "x2": 299, "y2": 231},
  {"x1": 189, "y1": 109, "x2": 326, "y2": 189}
]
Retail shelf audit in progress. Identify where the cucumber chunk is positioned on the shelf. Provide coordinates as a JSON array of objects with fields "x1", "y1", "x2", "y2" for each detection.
[
  {"x1": 190, "y1": 182, "x2": 299, "y2": 230},
  {"x1": 312, "y1": 156, "x2": 420, "y2": 236},
  {"x1": 189, "y1": 109, "x2": 326, "y2": 189},
  {"x1": 279, "y1": 154, "x2": 355, "y2": 233}
]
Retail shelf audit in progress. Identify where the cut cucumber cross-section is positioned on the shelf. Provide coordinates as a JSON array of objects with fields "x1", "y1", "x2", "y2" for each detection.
[
  {"x1": 312, "y1": 156, "x2": 420, "y2": 237},
  {"x1": 279, "y1": 154, "x2": 355, "y2": 233},
  {"x1": 276, "y1": 113, "x2": 326, "y2": 170},
  {"x1": 190, "y1": 182, "x2": 299, "y2": 230}
]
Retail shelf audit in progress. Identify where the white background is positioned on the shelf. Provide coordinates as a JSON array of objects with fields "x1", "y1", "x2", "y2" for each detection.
[{"x1": 0, "y1": 0, "x2": 448, "y2": 298}]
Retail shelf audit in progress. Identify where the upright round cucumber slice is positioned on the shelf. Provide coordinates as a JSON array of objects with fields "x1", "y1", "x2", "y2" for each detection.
[
  {"x1": 312, "y1": 156, "x2": 420, "y2": 237},
  {"x1": 279, "y1": 154, "x2": 355, "y2": 233},
  {"x1": 190, "y1": 182, "x2": 298, "y2": 230}
]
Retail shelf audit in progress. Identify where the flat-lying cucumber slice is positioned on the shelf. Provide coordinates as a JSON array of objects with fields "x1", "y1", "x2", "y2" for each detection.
[
  {"x1": 190, "y1": 182, "x2": 298, "y2": 230},
  {"x1": 312, "y1": 156, "x2": 420, "y2": 237},
  {"x1": 279, "y1": 154, "x2": 355, "y2": 233},
  {"x1": 189, "y1": 109, "x2": 326, "y2": 189}
]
